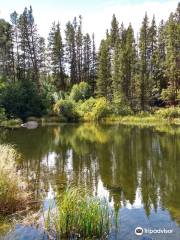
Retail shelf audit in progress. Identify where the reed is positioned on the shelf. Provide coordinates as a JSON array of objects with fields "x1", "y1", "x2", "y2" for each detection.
[
  {"x1": 44, "y1": 187, "x2": 111, "y2": 239},
  {"x1": 0, "y1": 145, "x2": 28, "y2": 215}
]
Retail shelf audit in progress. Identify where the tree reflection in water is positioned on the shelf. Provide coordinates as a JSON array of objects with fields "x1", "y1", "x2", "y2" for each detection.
[{"x1": 1, "y1": 123, "x2": 180, "y2": 229}]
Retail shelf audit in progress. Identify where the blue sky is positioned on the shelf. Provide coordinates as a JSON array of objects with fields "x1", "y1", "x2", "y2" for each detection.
[{"x1": 0, "y1": 0, "x2": 179, "y2": 45}]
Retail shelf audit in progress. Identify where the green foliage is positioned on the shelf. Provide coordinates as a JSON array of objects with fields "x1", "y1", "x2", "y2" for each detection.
[
  {"x1": 161, "y1": 87, "x2": 180, "y2": 103},
  {"x1": 77, "y1": 97, "x2": 111, "y2": 120},
  {"x1": 77, "y1": 97, "x2": 96, "y2": 117},
  {"x1": 44, "y1": 187, "x2": 111, "y2": 239},
  {"x1": 53, "y1": 99, "x2": 79, "y2": 121},
  {"x1": 112, "y1": 97, "x2": 133, "y2": 116},
  {"x1": 70, "y1": 82, "x2": 91, "y2": 102},
  {"x1": 0, "y1": 118, "x2": 22, "y2": 128},
  {"x1": 48, "y1": 22, "x2": 65, "y2": 90},
  {"x1": 0, "y1": 108, "x2": 6, "y2": 121},
  {"x1": 91, "y1": 97, "x2": 111, "y2": 120},
  {"x1": 0, "y1": 81, "x2": 48, "y2": 120},
  {"x1": 155, "y1": 107, "x2": 180, "y2": 119}
]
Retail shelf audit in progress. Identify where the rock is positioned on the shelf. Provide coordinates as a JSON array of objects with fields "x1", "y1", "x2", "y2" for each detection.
[{"x1": 21, "y1": 121, "x2": 38, "y2": 129}]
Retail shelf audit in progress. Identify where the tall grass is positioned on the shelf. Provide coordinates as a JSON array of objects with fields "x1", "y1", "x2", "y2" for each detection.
[
  {"x1": 44, "y1": 187, "x2": 111, "y2": 239},
  {"x1": 0, "y1": 145, "x2": 28, "y2": 215}
]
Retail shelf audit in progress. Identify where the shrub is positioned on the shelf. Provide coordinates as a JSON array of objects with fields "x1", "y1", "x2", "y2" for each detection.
[
  {"x1": 155, "y1": 107, "x2": 180, "y2": 119},
  {"x1": 44, "y1": 187, "x2": 111, "y2": 239},
  {"x1": 92, "y1": 97, "x2": 111, "y2": 120},
  {"x1": 112, "y1": 98, "x2": 133, "y2": 116},
  {"x1": 0, "y1": 81, "x2": 49, "y2": 120},
  {"x1": 160, "y1": 87, "x2": 180, "y2": 103},
  {"x1": 53, "y1": 99, "x2": 79, "y2": 121},
  {"x1": 70, "y1": 82, "x2": 91, "y2": 102},
  {"x1": 0, "y1": 108, "x2": 6, "y2": 121},
  {"x1": 77, "y1": 97, "x2": 96, "y2": 117},
  {"x1": 0, "y1": 118, "x2": 22, "y2": 128}
]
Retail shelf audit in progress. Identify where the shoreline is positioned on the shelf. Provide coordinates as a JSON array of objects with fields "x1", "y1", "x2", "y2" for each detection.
[{"x1": 0, "y1": 115, "x2": 180, "y2": 129}]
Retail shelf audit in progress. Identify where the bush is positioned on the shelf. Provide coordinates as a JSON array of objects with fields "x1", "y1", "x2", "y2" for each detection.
[
  {"x1": 70, "y1": 82, "x2": 91, "y2": 102},
  {"x1": 91, "y1": 97, "x2": 111, "y2": 120},
  {"x1": 112, "y1": 98, "x2": 133, "y2": 116},
  {"x1": 77, "y1": 97, "x2": 96, "y2": 117},
  {"x1": 155, "y1": 107, "x2": 180, "y2": 119},
  {"x1": 0, "y1": 108, "x2": 6, "y2": 121},
  {"x1": 0, "y1": 118, "x2": 22, "y2": 128},
  {"x1": 161, "y1": 87, "x2": 180, "y2": 103},
  {"x1": 53, "y1": 99, "x2": 79, "y2": 121},
  {"x1": 0, "y1": 81, "x2": 48, "y2": 120}
]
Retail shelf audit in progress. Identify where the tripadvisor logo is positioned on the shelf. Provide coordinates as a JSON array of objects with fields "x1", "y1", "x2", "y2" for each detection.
[{"x1": 135, "y1": 227, "x2": 144, "y2": 236}]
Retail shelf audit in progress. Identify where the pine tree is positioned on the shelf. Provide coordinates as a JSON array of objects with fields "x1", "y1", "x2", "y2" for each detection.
[
  {"x1": 157, "y1": 20, "x2": 167, "y2": 92},
  {"x1": 76, "y1": 16, "x2": 83, "y2": 83},
  {"x1": 124, "y1": 24, "x2": 137, "y2": 108},
  {"x1": 0, "y1": 19, "x2": 14, "y2": 82},
  {"x1": 175, "y1": 3, "x2": 180, "y2": 96},
  {"x1": 90, "y1": 33, "x2": 97, "y2": 95},
  {"x1": 110, "y1": 14, "x2": 120, "y2": 48},
  {"x1": 48, "y1": 22, "x2": 65, "y2": 90},
  {"x1": 18, "y1": 6, "x2": 41, "y2": 86},
  {"x1": 96, "y1": 39, "x2": 112, "y2": 100},
  {"x1": 165, "y1": 11, "x2": 180, "y2": 103},
  {"x1": 38, "y1": 36, "x2": 47, "y2": 80},
  {"x1": 112, "y1": 39, "x2": 122, "y2": 102},
  {"x1": 10, "y1": 11, "x2": 20, "y2": 81},
  {"x1": 83, "y1": 33, "x2": 91, "y2": 83},
  {"x1": 139, "y1": 13, "x2": 150, "y2": 110},
  {"x1": 27, "y1": 6, "x2": 40, "y2": 85},
  {"x1": 65, "y1": 20, "x2": 77, "y2": 85},
  {"x1": 148, "y1": 15, "x2": 159, "y2": 102}
]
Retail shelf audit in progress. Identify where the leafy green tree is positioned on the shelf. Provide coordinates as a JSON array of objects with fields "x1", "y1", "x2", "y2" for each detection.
[
  {"x1": 0, "y1": 81, "x2": 48, "y2": 120},
  {"x1": 70, "y1": 82, "x2": 91, "y2": 101}
]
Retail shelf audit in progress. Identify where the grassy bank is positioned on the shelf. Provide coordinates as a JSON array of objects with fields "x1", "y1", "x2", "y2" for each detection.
[
  {"x1": 104, "y1": 115, "x2": 180, "y2": 127},
  {"x1": 44, "y1": 187, "x2": 111, "y2": 239},
  {"x1": 0, "y1": 145, "x2": 29, "y2": 215},
  {"x1": 0, "y1": 119, "x2": 22, "y2": 128},
  {"x1": 1, "y1": 107, "x2": 180, "y2": 128}
]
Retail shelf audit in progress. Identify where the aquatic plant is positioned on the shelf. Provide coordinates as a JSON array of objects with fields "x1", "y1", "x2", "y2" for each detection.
[{"x1": 44, "y1": 187, "x2": 111, "y2": 239}]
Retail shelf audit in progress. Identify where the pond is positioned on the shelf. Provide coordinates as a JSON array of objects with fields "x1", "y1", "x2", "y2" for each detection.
[{"x1": 0, "y1": 123, "x2": 180, "y2": 240}]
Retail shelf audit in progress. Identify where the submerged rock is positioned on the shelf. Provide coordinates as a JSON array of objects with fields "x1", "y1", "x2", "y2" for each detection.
[{"x1": 21, "y1": 121, "x2": 38, "y2": 129}]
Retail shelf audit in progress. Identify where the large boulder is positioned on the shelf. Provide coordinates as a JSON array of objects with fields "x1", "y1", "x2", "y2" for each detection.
[{"x1": 21, "y1": 121, "x2": 38, "y2": 129}]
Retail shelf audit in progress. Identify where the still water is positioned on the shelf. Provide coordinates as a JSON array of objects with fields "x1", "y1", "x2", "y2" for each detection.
[{"x1": 0, "y1": 123, "x2": 180, "y2": 240}]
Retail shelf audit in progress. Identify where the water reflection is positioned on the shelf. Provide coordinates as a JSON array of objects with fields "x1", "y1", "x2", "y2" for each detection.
[{"x1": 1, "y1": 124, "x2": 180, "y2": 238}]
